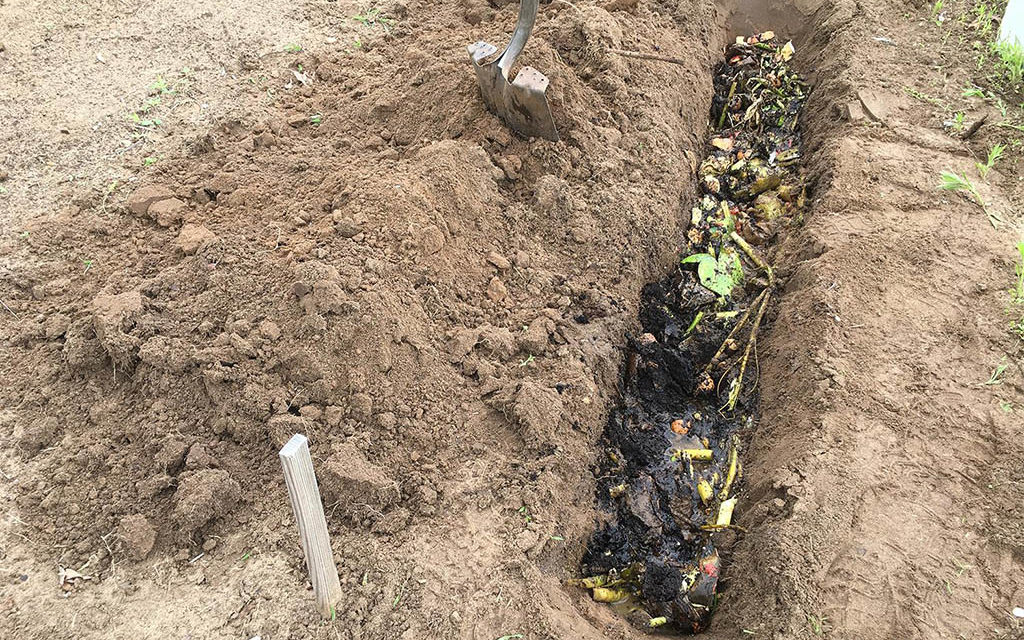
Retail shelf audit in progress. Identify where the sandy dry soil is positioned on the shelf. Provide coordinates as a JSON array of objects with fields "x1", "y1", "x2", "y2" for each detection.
[{"x1": 1, "y1": 0, "x2": 1023, "y2": 638}]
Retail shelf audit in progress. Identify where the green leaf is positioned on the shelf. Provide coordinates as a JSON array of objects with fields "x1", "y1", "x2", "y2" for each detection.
[{"x1": 682, "y1": 250, "x2": 743, "y2": 297}]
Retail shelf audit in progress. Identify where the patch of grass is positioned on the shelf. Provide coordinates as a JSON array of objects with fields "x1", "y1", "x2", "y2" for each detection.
[
  {"x1": 992, "y1": 39, "x2": 1024, "y2": 86},
  {"x1": 952, "y1": 110, "x2": 966, "y2": 131},
  {"x1": 976, "y1": 143, "x2": 1005, "y2": 178},
  {"x1": 284, "y1": 43, "x2": 303, "y2": 53}
]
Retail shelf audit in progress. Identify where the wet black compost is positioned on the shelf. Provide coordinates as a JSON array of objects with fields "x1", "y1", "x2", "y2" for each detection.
[{"x1": 576, "y1": 33, "x2": 807, "y2": 633}]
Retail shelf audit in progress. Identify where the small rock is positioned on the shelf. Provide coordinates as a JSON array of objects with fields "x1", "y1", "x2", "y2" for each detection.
[
  {"x1": 486, "y1": 277, "x2": 507, "y2": 302},
  {"x1": 202, "y1": 538, "x2": 218, "y2": 552},
  {"x1": 287, "y1": 115, "x2": 308, "y2": 128},
  {"x1": 118, "y1": 514, "x2": 157, "y2": 559},
  {"x1": 175, "y1": 224, "x2": 217, "y2": 255}
]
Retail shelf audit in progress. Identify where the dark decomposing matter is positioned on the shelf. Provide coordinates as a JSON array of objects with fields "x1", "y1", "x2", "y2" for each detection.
[{"x1": 575, "y1": 32, "x2": 807, "y2": 634}]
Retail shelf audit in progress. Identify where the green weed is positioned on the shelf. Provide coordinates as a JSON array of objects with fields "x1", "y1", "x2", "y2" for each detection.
[
  {"x1": 980, "y1": 358, "x2": 1009, "y2": 386},
  {"x1": 976, "y1": 143, "x2": 1005, "y2": 178},
  {"x1": 284, "y1": 43, "x2": 303, "y2": 53},
  {"x1": 904, "y1": 86, "x2": 946, "y2": 108},
  {"x1": 353, "y1": 8, "x2": 394, "y2": 29},
  {"x1": 807, "y1": 614, "x2": 830, "y2": 635},
  {"x1": 938, "y1": 171, "x2": 1004, "y2": 227},
  {"x1": 1012, "y1": 241, "x2": 1024, "y2": 304}
]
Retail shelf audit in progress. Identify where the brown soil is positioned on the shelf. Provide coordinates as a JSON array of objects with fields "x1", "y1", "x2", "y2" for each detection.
[{"x1": 1, "y1": 0, "x2": 1022, "y2": 639}]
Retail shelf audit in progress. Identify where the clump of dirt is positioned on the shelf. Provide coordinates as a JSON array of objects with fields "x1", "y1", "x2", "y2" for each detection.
[{"x1": 577, "y1": 32, "x2": 807, "y2": 633}]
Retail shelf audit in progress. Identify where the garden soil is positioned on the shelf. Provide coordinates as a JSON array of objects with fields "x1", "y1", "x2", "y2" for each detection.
[{"x1": 0, "y1": 0, "x2": 1022, "y2": 638}]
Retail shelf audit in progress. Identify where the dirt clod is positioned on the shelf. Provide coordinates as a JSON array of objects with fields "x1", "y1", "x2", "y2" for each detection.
[
  {"x1": 127, "y1": 185, "x2": 175, "y2": 216},
  {"x1": 148, "y1": 197, "x2": 186, "y2": 227},
  {"x1": 91, "y1": 290, "x2": 144, "y2": 371},
  {"x1": 118, "y1": 514, "x2": 157, "y2": 559},
  {"x1": 320, "y1": 443, "x2": 399, "y2": 522},
  {"x1": 172, "y1": 469, "x2": 241, "y2": 540},
  {"x1": 17, "y1": 416, "x2": 59, "y2": 454},
  {"x1": 175, "y1": 223, "x2": 217, "y2": 254},
  {"x1": 486, "y1": 276, "x2": 507, "y2": 302}
]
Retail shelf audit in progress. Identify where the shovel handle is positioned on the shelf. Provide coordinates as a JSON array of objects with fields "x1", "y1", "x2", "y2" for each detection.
[{"x1": 497, "y1": 0, "x2": 539, "y2": 76}]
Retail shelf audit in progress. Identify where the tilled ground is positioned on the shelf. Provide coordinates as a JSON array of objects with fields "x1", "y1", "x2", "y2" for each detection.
[{"x1": 1, "y1": 0, "x2": 1023, "y2": 639}]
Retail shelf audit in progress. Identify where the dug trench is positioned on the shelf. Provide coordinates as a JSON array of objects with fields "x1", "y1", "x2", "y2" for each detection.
[
  {"x1": 3, "y1": 0, "x2": 1024, "y2": 639},
  {"x1": 575, "y1": 28, "x2": 809, "y2": 634}
]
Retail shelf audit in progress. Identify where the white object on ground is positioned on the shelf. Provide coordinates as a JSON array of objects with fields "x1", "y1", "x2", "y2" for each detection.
[
  {"x1": 1001, "y1": 0, "x2": 1024, "y2": 46},
  {"x1": 280, "y1": 433, "x2": 341, "y2": 618},
  {"x1": 1012, "y1": 606, "x2": 1024, "y2": 618}
]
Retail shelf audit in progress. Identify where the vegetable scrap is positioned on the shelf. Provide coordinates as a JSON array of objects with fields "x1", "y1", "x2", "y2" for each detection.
[{"x1": 575, "y1": 32, "x2": 806, "y2": 633}]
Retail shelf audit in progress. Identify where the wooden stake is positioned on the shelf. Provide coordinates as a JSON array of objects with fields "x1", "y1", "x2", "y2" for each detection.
[{"x1": 279, "y1": 433, "x2": 341, "y2": 618}]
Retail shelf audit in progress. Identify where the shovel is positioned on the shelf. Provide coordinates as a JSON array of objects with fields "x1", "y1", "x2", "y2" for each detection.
[{"x1": 467, "y1": 0, "x2": 559, "y2": 141}]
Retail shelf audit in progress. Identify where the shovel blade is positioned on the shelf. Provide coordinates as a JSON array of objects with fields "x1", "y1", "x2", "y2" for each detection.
[{"x1": 468, "y1": 42, "x2": 559, "y2": 142}]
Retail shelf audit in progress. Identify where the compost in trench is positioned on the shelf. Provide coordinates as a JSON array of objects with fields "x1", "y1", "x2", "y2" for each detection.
[{"x1": 575, "y1": 32, "x2": 807, "y2": 633}]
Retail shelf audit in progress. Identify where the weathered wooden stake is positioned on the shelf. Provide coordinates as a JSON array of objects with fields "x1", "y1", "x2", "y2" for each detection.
[{"x1": 279, "y1": 433, "x2": 341, "y2": 618}]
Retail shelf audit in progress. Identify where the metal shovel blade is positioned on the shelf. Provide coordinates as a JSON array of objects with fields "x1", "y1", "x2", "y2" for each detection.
[{"x1": 467, "y1": 0, "x2": 558, "y2": 141}]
